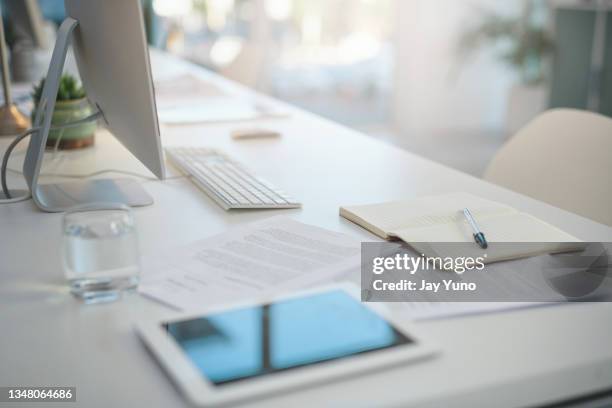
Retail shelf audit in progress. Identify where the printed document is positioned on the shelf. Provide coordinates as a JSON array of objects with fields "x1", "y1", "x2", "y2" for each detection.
[{"x1": 140, "y1": 217, "x2": 361, "y2": 310}]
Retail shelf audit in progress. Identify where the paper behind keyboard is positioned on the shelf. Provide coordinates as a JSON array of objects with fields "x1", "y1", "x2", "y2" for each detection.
[{"x1": 154, "y1": 74, "x2": 226, "y2": 108}]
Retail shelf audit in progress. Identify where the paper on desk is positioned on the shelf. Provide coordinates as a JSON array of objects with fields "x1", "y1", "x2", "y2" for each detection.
[
  {"x1": 154, "y1": 74, "x2": 288, "y2": 124},
  {"x1": 324, "y1": 256, "x2": 553, "y2": 320},
  {"x1": 139, "y1": 217, "x2": 362, "y2": 310},
  {"x1": 154, "y1": 74, "x2": 227, "y2": 109},
  {"x1": 156, "y1": 99, "x2": 289, "y2": 125},
  {"x1": 139, "y1": 216, "x2": 546, "y2": 321},
  {"x1": 322, "y1": 269, "x2": 540, "y2": 321}
]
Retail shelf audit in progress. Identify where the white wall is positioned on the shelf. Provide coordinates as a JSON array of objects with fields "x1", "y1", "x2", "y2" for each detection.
[{"x1": 393, "y1": 0, "x2": 522, "y2": 135}]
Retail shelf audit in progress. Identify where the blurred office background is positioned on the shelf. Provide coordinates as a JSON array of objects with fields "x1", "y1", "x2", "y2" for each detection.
[{"x1": 2, "y1": 0, "x2": 611, "y2": 176}]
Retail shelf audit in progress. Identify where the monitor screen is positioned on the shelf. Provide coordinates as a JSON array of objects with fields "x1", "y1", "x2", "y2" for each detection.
[{"x1": 163, "y1": 290, "x2": 413, "y2": 386}]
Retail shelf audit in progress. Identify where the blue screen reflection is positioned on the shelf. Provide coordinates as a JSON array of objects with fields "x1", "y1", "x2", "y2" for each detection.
[{"x1": 165, "y1": 290, "x2": 413, "y2": 386}]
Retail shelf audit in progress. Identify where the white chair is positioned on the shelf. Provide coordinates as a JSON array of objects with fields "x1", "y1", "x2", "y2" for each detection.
[{"x1": 484, "y1": 108, "x2": 612, "y2": 226}]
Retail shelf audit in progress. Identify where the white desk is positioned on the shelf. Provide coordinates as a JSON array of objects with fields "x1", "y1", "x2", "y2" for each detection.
[{"x1": 1, "y1": 50, "x2": 611, "y2": 408}]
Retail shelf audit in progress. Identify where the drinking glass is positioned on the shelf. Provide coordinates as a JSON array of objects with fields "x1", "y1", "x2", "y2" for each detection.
[{"x1": 62, "y1": 203, "x2": 140, "y2": 304}]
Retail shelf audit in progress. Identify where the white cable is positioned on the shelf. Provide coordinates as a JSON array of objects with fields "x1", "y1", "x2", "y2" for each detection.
[
  {"x1": 1, "y1": 110, "x2": 102, "y2": 199},
  {"x1": 1, "y1": 128, "x2": 39, "y2": 198},
  {"x1": 2, "y1": 110, "x2": 185, "y2": 202}
]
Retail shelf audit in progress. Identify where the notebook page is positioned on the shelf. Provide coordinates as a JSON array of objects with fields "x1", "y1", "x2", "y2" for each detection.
[
  {"x1": 394, "y1": 212, "x2": 580, "y2": 243},
  {"x1": 394, "y1": 212, "x2": 582, "y2": 264},
  {"x1": 341, "y1": 192, "x2": 516, "y2": 238}
]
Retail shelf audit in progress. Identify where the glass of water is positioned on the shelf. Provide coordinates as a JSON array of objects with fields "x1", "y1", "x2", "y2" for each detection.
[{"x1": 62, "y1": 203, "x2": 140, "y2": 304}]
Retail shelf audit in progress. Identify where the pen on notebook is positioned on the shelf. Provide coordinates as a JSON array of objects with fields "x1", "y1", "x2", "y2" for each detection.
[{"x1": 463, "y1": 208, "x2": 488, "y2": 249}]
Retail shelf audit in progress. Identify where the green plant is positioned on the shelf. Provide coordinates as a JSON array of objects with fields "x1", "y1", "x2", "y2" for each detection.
[
  {"x1": 458, "y1": 0, "x2": 555, "y2": 86},
  {"x1": 32, "y1": 74, "x2": 86, "y2": 104}
]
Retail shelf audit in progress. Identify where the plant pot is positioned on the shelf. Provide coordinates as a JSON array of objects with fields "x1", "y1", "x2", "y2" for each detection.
[{"x1": 32, "y1": 98, "x2": 97, "y2": 150}]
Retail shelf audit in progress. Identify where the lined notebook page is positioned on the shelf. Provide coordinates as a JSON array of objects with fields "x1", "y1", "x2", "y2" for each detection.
[
  {"x1": 340, "y1": 192, "x2": 516, "y2": 238},
  {"x1": 340, "y1": 192, "x2": 581, "y2": 263},
  {"x1": 393, "y1": 212, "x2": 582, "y2": 264},
  {"x1": 393, "y1": 212, "x2": 580, "y2": 243}
]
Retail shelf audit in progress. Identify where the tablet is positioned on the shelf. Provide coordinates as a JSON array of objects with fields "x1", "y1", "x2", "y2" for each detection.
[{"x1": 136, "y1": 284, "x2": 437, "y2": 406}]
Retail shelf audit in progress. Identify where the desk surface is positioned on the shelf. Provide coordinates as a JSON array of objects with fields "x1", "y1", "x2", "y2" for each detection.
[{"x1": 1, "y1": 50, "x2": 611, "y2": 408}]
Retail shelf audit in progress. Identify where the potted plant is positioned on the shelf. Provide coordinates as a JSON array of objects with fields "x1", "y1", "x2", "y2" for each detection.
[
  {"x1": 458, "y1": 0, "x2": 555, "y2": 137},
  {"x1": 31, "y1": 74, "x2": 97, "y2": 149}
]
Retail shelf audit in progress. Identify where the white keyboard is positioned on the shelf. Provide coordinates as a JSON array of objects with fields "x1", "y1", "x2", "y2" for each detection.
[{"x1": 165, "y1": 147, "x2": 301, "y2": 210}]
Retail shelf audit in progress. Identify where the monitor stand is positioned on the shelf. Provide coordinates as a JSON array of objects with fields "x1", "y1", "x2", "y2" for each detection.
[{"x1": 22, "y1": 17, "x2": 153, "y2": 212}]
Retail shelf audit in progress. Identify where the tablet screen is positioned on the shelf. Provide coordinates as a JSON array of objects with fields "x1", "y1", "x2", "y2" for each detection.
[{"x1": 163, "y1": 290, "x2": 413, "y2": 386}]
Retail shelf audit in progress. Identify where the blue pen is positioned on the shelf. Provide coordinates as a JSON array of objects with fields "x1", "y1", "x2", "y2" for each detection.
[{"x1": 463, "y1": 208, "x2": 488, "y2": 249}]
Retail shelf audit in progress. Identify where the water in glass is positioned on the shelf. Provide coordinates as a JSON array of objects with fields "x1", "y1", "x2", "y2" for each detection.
[{"x1": 63, "y1": 203, "x2": 140, "y2": 303}]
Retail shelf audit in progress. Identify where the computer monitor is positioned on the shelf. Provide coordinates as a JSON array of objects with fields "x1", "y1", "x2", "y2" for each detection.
[{"x1": 22, "y1": 0, "x2": 165, "y2": 212}]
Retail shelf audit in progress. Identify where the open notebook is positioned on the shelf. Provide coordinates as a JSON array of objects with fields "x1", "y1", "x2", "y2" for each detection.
[{"x1": 340, "y1": 193, "x2": 583, "y2": 264}]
